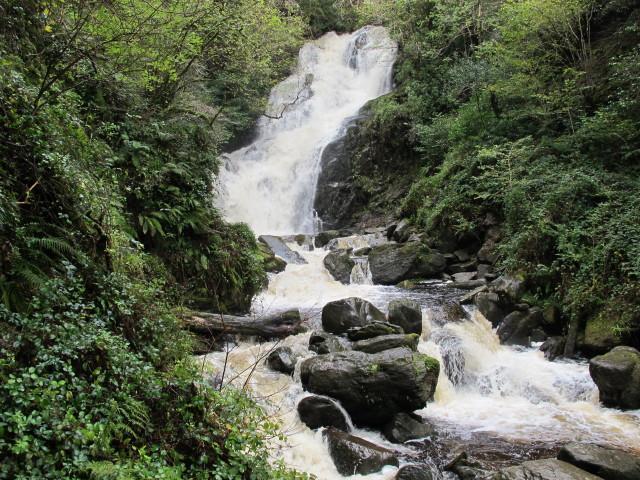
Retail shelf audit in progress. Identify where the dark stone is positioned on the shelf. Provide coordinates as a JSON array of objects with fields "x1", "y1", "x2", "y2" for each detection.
[
  {"x1": 540, "y1": 336, "x2": 566, "y2": 361},
  {"x1": 258, "y1": 241, "x2": 287, "y2": 273},
  {"x1": 353, "y1": 246, "x2": 372, "y2": 256},
  {"x1": 300, "y1": 348, "x2": 439, "y2": 427},
  {"x1": 324, "y1": 428, "x2": 399, "y2": 476},
  {"x1": 475, "y1": 292, "x2": 505, "y2": 326},
  {"x1": 490, "y1": 276, "x2": 524, "y2": 304},
  {"x1": 476, "y1": 264, "x2": 492, "y2": 279},
  {"x1": 315, "y1": 230, "x2": 343, "y2": 248},
  {"x1": 460, "y1": 285, "x2": 488, "y2": 304},
  {"x1": 393, "y1": 219, "x2": 412, "y2": 243},
  {"x1": 396, "y1": 465, "x2": 433, "y2": 480},
  {"x1": 323, "y1": 250, "x2": 355, "y2": 284},
  {"x1": 445, "y1": 452, "x2": 485, "y2": 480},
  {"x1": 442, "y1": 301, "x2": 467, "y2": 322},
  {"x1": 258, "y1": 235, "x2": 306, "y2": 264},
  {"x1": 477, "y1": 226, "x2": 502, "y2": 264},
  {"x1": 388, "y1": 299, "x2": 422, "y2": 335},
  {"x1": 347, "y1": 321, "x2": 404, "y2": 341},
  {"x1": 352, "y1": 334, "x2": 419, "y2": 354},
  {"x1": 492, "y1": 459, "x2": 603, "y2": 480},
  {"x1": 369, "y1": 242, "x2": 447, "y2": 285},
  {"x1": 454, "y1": 249, "x2": 472, "y2": 262},
  {"x1": 266, "y1": 346, "x2": 297, "y2": 375},
  {"x1": 589, "y1": 346, "x2": 640, "y2": 409},
  {"x1": 448, "y1": 260, "x2": 478, "y2": 274},
  {"x1": 497, "y1": 307, "x2": 544, "y2": 346},
  {"x1": 309, "y1": 330, "x2": 350, "y2": 354},
  {"x1": 382, "y1": 412, "x2": 433, "y2": 443},
  {"x1": 581, "y1": 315, "x2": 625, "y2": 356},
  {"x1": 297, "y1": 395, "x2": 350, "y2": 432},
  {"x1": 321, "y1": 297, "x2": 386, "y2": 335},
  {"x1": 557, "y1": 442, "x2": 640, "y2": 480}
]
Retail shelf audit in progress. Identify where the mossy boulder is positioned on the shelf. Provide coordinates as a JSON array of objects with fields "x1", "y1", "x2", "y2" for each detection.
[
  {"x1": 580, "y1": 313, "x2": 623, "y2": 356},
  {"x1": 369, "y1": 242, "x2": 446, "y2": 285},
  {"x1": 321, "y1": 297, "x2": 386, "y2": 335},
  {"x1": 589, "y1": 346, "x2": 640, "y2": 409},
  {"x1": 324, "y1": 428, "x2": 399, "y2": 475},
  {"x1": 352, "y1": 333, "x2": 419, "y2": 354}
]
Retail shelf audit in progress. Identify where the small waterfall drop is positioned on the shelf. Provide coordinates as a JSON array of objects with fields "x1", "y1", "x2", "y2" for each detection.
[{"x1": 218, "y1": 27, "x2": 397, "y2": 235}]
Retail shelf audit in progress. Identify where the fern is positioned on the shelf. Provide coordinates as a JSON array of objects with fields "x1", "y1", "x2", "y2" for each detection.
[{"x1": 28, "y1": 236, "x2": 76, "y2": 258}]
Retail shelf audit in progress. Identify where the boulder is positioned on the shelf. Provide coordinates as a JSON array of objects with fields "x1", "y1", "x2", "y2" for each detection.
[
  {"x1": 557, "y1": 442, "x2": 640, "y2": 480},
  {"x1": 476, "y1": 264, "x2": 492, "y2": 279},
  {"x1": 477, "y1": 226, "x2": 502, "y2": 264},
  {"x1": 352, "y1": 334, "x2": 419, "y2": 354},
  {"x1": 445, "y1": 452, "x2": 485, "y2": 480},
  {"x1": 441, "y1": 300, "x2": 467, "y2": 323},
  {"x1": 309, "y1": 330, "x2": 350, "y2": 355},
  {"x1": 297, "y1": 395, "x2": 351, "y2": 432},
  {"x1": 258, "y1": 235, "x2": 306, "y2": 264},
  {"x1": 492, "y1": 458, "x2": 603, "y2": 480},
  {"x1": 581, "y1": 315, "x2": 624, "y2": 356},
  {"x1": 396, "y1": 465, "x2": 433, "y2": 480},
  {"x1": 589, "y1": 346, "x2": 640, "y2": 409},
  {"x1": 475, "y1": 292, "x2": 505, "y2": 326},
  {"x1": 324, "y1": 427, "x2": 399, "y2": 476},
  {"x1": 382, "y1": 412, "x2": 433, "y2": 443},
  {"x1": 453, "y1": 271, "x2": 477, "y2": 283},
  {"x1": 454, "y1": 249, "x2": 472, "y2": 262},
  {"x1": 369, "y1": 242, "x2": 447, "y2": 285},
  {"x1": 393, "y1": 219, "x2": 412, "y2": 243},
  {"x1": 323, "y1": 250, "x2": 355, "y2": 284},
  {"x1": 347, "y1": 321, "x2": 404, "y2": 341},
  {"x1": 540, "y1": 336, "x2": 566, "y2": 361},
  {"x1": 388, "y1": 299, "x2": 423, "y2": 335},
  {"x1": 258, "y1": 241, "x2": 287, "y2": 273},
  {"x1": 300, "y1": 348, "x2": 439, "y2": 427},
  {"x1": 353, "y1": 246, "x2": 372, "y2": 256},
  {"x1": 315, "y1": 230, "x2": 343, "y2": 248},
  {"x1": 266, "y1": 346, "x2": 297, "y2": 375},
  {"x1": 497, "y1": 307, "x2": 544, "y2": 346},
  {"x1": 448, "y1": 260, "x2": 478, "y2": 274},
  {"x1": 491, "y1": 276, "x2": 524, "y2": 304},
  {"x1": 321, "y1": 297, "x2": 386, "y2": 335}
]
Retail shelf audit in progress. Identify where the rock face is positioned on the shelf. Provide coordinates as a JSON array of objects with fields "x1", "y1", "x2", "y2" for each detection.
[
  {"x1": 297, "y1": 395, "x2": 351, "y2": 432},
  {"x1": 396, "y1": 465, "x2": 433, "y2": 480},
  {"x1": 321, "y1": 297, "x2": 386, "y2": 335},
  {"x1": 388, "y1": 299, "x2": 423, "y2": 335},
  {"x1": 382, "y1": 412, "x2": 433, "y2": 443},
  {"x1": 324, "y1": 427, "x2": 399, "y2": 476},
  {"x1": 369, "y1": 242, "x2": 446, "y2": 285},
  {"x1": 323, "y1": 250, "x2": 355, "y2": 284},
  {"x1": 558, "y1": 442, "x2": 640, "y2": 480},
  {"x1": 492, "y1": 459, "x2": 603, "y2": 480},
  {"x1": 497, "y1": 308, "x2": 543, "y2": 346},
  {"x1": 266, "y1": 346, "x2": 297, "y2": 375},
  {"x1": 589, "y1": 346, "x2": 640, "y2": 409},
  {"x1": 352, "y1": 334, "x2": 419, "y2": 354},
  {"x1": 475, "y1": 292, "x2": 505, "y2": 326},
  {"x1": 300, "y1": 347, "x2": 439, "y2": 427}
]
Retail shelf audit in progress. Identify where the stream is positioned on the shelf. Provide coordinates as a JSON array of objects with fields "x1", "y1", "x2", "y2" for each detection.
[{"x1": 212, "y1": 26, "x2": 640, "y2": 479}]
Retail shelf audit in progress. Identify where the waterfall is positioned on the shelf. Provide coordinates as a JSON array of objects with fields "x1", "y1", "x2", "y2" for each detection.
[{"x1": 217, "y1": 27, "x2": 397, "y2": 236}]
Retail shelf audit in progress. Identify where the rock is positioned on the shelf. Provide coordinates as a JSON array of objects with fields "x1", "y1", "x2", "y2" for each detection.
[
  {"x1": 460, "y1": 285, "x2": 488, "y2": 304},
  {"x1": 258, "y1": 235, "x2": 306, "y2": 264},
  {"x1": 353, "y1": 246, "x2": 372, "y2": 256},
  {"x1": 369, "y1": 242, "x2": 447, "y2": 285},
  {"x1": 491, "y1": 275, "x2": 524, "y2": 304},
  {"x1": 396, "y1": 465, "x2": 433, "y2": 480},
  {"x1": 266, "y1": 346, "x2": 297, "y2": 375},
  {"x1": 476, "y1": 264, "x2": 492, "y2": 279},
  {"x1": 315, "y1": 230, "x2": 343, "y2": 248},
  {"x1": 324, "y1": 427, "x2": 399, "y2": 476},
  {"x1": 347, "y1": 321, "x2": 404, "y2": 341},
  {"x1": 450, "y1": 279, "x2": 486, "y2": 290},
  {"x1": 581, "y1": 315, "x2": 624, "y2": 356},
  {"x1": 442, "y1": 301, "x2": 467, "y2": 322},
  {"x1": 540, "y1": 336, "x2": 566, "y2": 361},
  {"x1": 477, "y1": 226, "x2": 502, "y2": 264},
  {"x1": 542, "y1": 305, "x2": 563, "y2": 334},
  {"x1": 352, "y1": 334, "x2": 419, "y2": 354},
  {"x1": 258, "y1": 241, "x2": 287, "y2": 273},
  {"x1": 557, "y1": 442, "x2": 640, "y2": 480},
  {"x1": 453, "y1": 271, "x2": 477, "y2": 283},
  {"x1": 492, "y1": 458, "x2": 603, "y2": 480},
  {"x1": 448, "y1": 260, "x2": 478, "y2": 274},
  {"x1": 321, "y1": 297, "x2": 386, "y2": 335},
  {"x1": 589, "y1": 346, "x2": 640, "y2": 409},
  {"x1": 445, "y1": 452, "x2": 485, "y2": 480},
  {"x1": 497, "y1": 307, "x2": 544, "y2": 346},
  {"x1": 396, "y1": 279, "x2": 418, "y2": 289},
  {"x1": 475, "y1": 292, "x2": 505, "y2": 326},
  {"x1": 388, "y1": 299, "x2": 423, "y2": 335},
  {"x1": 393, "y1": 219, "x2": 412, "y2": 243},
  {"x1": 323, "y1": 250, "x2": 355, "y2": 284},
  {"x1": 300, "y1": 348, "x2": 439, "y2": 427},
  {"x1": 309, "y1": 330, "x2": 350, "y2": 354},
  {"x1": 454, "y1": 249, "x2": 472, "y2": 262},
  {"x1": 383, "y1": 412, "x2": 433, "y2": 443},
  {"x1": 297, "y1": 395, "x2": 351, "y2": 432}
]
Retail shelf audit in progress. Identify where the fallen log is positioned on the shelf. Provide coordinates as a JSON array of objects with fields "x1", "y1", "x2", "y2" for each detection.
[{"x1": 184, "y1": 309, "x2": 306, "y2": 341}]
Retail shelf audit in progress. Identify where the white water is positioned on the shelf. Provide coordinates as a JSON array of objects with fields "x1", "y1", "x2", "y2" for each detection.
[
  {"x1": 211, "y1": 25, "x2": 640, "y2": 480},
  {"x1": 218, "y1": 27, "x2": 397, "y2": 235}
]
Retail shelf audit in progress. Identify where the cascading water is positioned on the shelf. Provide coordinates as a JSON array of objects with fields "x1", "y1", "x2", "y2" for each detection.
[
  {"x1": 217, "y1": 27, "x2": 397, "y2": 235},
  {"x1": 210, "y1": 26, "x2": 640, "y2": 480}
]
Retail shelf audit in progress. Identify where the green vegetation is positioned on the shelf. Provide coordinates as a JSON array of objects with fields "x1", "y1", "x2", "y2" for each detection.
[{"x1": 0, "y1": 0, "x2": 307, "y2": 477}]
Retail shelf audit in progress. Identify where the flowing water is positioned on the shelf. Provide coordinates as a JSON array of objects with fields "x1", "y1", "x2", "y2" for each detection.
[{"x1": 211, "y1": 26, "x2": 640, "y2": 479}]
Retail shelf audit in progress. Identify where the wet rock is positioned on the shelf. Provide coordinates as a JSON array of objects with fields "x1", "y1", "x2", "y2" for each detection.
[
  {"x1": 540, "y1": 336, "x2": 566, "y2": 361},
  {"x1": 393, "y1": 219, "x2": 412, "y2": 243},
  {"x1": 492, "y1": 458, "x2": 603, "y2": 480},
  {"x1": 589, "y1": 346, "x2": 640, "y2": 409},
  {"x1": 353, "y1": 246, "x2": 372, "y2": 256},
  {"x1": 382, "y1": 412, "x2": 433, "y2": 443},
  {"x1": 300, "y1": 347, "x2": 439, "y2": 427},
  {"x1": 445, "y1": 452, "x2": 485, "y2": 480},
  {"x1": 369, "y1": 242, "x2": 447, "y2": 285},
  {"x1": 315, "y1": 230, "x2": 343, "y2": 248},
  {"x1": 297, "y1": 395, "x2": 351, "y2": 432},
  {"x1": 324, "y1": 427, "x2": 399, "y2": 475},
  {"x1": 450, "y1": 279, "x2": 486, "y2": 290},
  {"x1": 460, "y1": 285, "x2": 488, "y2": 304},
  {"x1": 542, "y1": 305, "x2": 563, "y2": 335},
  {"x1": 557, "y1": 442, "x2": 640, "y2": 480},
  {"x1": 388, "y1": 299, "x2": 422, "y2": 335},
  {"x1": 347, "y1": 321, "x2": 404, "y2": 341},
  {"x1": 491, "y1": 275, "x2": 524, "y2": 304},
  {"x1": 476, "y1": 264, "x2": 492, "y2": 279},
  {"x1": 321, "y1": 297, "x2": 386, "y2": 335},
  {"x1": 258, "y1": 235, "x2": 306, "y2": 264},
  {"x1": 442, "y1": 300, "x2": 467, "y2": 322},
  {"x1": 396, "y1": 464, "x2": 433, "y2": 480},
  {"x1": 258, "y1": 240, "x2": 287, "y2": 273},
  {"x1": 448, "y1": 260, "x2": 478, "y2": 274},
  {"x1": 352, "y1": 334, "x2": 419, "y2": 354},
  {"x1": 581, "y1": 315, "x2": 624, "y2": 356},
  {"x1": 453, "y1": 271, "x2": 477, "y2": 283},
  {"x1": 475, "y1": 292, "x2": 505, "y2": 326},
  {"x1": 454, "y1": 249, "x2": 472, "y2": 262},
  {"x1": 477, "y1": 226, "x2": 502, "y2": 264},
  {"x1": 309, "y1": 330, "x2": 350, "y2": 354},
  {"x1": 266, "y1": 346, "x2": 297, "y2": 375},
  {"x1": 497, "y1": 307, "x2": 544, "y2": 346},
  {"x1": 323, "y1": 250, "x2": 355, "y2": 284}
]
